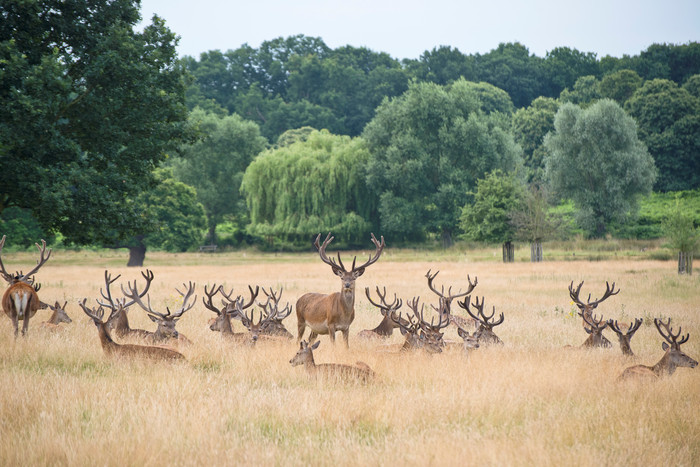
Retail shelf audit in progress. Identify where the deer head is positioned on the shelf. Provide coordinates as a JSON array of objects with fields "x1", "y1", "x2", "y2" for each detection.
[
  {"x1": 123, "y1": 280, "x2": 197, "y2": 340},
  {"x1": 579, "y1": 311, "x2": 612, "y2": 348},
  {"x1": 569, "y1": 281, "x2": 619, "y2": 330},
  {"x1": 315, "y1": 232, "x2": 384, "y2": 297},
  {"x1": 425, "y1": 269, "x2": 477, "y2": 319},
  {"x1": 654, "y1": 318, "x2": 698, "y2": 374},
  {"x1": 608, "y1": 318, "x2": 642, "y2": 356},
  {"x1": 458, "y1": 296, "x2": 504, "y2": 346}
]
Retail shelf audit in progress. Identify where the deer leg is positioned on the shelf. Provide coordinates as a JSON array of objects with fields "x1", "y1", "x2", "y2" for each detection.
[
  {"x1": 327, "y1": 324, "x2": 336, "y2": 344},
  {"x1": 12, "y1": 315, "x2": 19, "y2": 338},
  {"x1": 21, "y1": 316, "x2": 30, "y2": 336},
  {"x1": 342, "y1": 329, "x2": 350, "y2": 348},
  {"x1": 308, "y1": 331, "x2": 319, "y2": 345},
  {"x1": 297, "y1": 320, "x2": 306, "y2": 342}
]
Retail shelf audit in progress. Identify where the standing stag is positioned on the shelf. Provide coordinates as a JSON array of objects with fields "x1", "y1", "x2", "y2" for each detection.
[
  {"x1": 608, "y1": 318, "x2": 642, "y2": 356},
  {"x1": 290, "y1": 340, "x2": 375, "y2": 382},
  {"x1": 358, "y1": 286, "x2": 406, "y2": 339},
  {"x1": 569, "y1": 281, "x2": 620, "y2": 331},
  {"x1": 0, "y1": 236, "x2": 52, "y2": 337},
  {"x1": 296, "y1": 232, "x2": 384, "y2": 347},
  {"x1": 619, "y1": 318, "x2": 697, "y2": 379}
]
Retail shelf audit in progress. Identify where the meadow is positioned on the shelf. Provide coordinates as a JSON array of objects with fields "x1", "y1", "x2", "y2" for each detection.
[{"x1": 0, "y1": 245, "x2": 698, "y2": 466}]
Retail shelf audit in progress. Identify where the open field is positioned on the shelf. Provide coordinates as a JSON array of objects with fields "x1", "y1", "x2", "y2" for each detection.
[{"x1": 0, "y1": 248, "x2": 699, "y2": 466}]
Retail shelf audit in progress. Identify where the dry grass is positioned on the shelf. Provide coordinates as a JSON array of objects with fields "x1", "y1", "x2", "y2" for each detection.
[{"x1": 0, "y1": 249, "x2": 698, "y2": 466}]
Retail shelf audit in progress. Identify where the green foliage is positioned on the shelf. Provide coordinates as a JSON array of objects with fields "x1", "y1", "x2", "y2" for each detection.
[
  {"x1": 662, "y1": 198, "x2": 700, "y2": 253},
  {"x1": 510, "y1": 185, "x2": 566, "y2": 242},
  {"x1": 241, "y1": 130, "x2": 375, "y2": 245},
  {"x1": 460, "y1": 170, "x2": 524, "y2": 243},
  {"x1": 512, "y1": 97, "x2": 560, "y2": 182},
  {"x1": 0, "y1": 207, "x2": 52, "y2": 248},
  {"x1": 544, "y1": 99, "x2": 657, "y2": 237}
]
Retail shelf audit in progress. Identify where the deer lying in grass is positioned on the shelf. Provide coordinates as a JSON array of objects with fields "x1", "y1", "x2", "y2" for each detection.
[
  {"x1": 296, "y1": 232, "x2": 384, "y2": 347},
  {"x1": 569, "y1": 280, "x2": 619, "y2": 331},
  {"x1": 122, "y1": 280, "x2": 196, "y2": 345},
  {"x1": 608, "y1": 318, "x2": 642, "y2": 356},
  {"x1": 455, "y1": 325, "x2": 480, "y2": 355},
  {"x1": 0, "y1": 236, "x2": 52, "y2": 337},
  {"x1": 383, "y1": 297, "x2": 446, "y2": 354},
  {"x1": 79, "y1": 299, "x2": 185, "y2": 361},
  {"x1": 203, "y1": 284, "x2": 263, "y2": 345},
  {"x1": 458, "y1": 296, "x2": 504, "y2": 346},
  {"x1": 358, "y1": 286, "x2": 406, "y2": 339},
  {"x1": 40, "y1": 301, "x2": 72, "y2": 331},
  {"x1": 578, "y1": 311, "x2": 612, "y2": 348},
  {"x1": 619, "y1": 318, "x2": 697, "y2": 380},
  {"x1": 290, "y1": 340, "x2": 375, "y2": 382},
  {"x1": 257, "y1": 287, "x2": 294, "y2": 339},
  {"x1": 101, "y1": 270, "x2": 156, "y2": 341},
  {"x1": 425, "y1": 269, "x2": 478, "y2": 330}
]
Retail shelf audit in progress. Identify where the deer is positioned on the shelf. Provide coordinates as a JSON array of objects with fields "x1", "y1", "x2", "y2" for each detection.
[
  {"x1": 296, "y1": 232, "x2": 384, "y2": 347},
  {"x1": 568, "y1": 281, "x2": 620, "y2": 331},
  {"x1": 257, "y1": 287, "x2": 294, "y2": 339},
  {"x1": 619, "y1": 318, "x2": 698, "y2": 380},
  {"x1": 203, "y1": 284, "x2": 262, "y2": 344},
  {"x1": 425, "y1": 269, "x2": 479, "y2": 331},
  {"x1": 122, "y1": 280, "x2": 196, "y2": 345},
  {"x1": 78, "y1": 299, "x2": 185, "y2": 361},
  {"x1": 578, "y1": 311, "x2": 612, "y2": 348},
  {"x1": 456, "y1": 325, "x2": 480, "y2": 355},
  {"x1": 0, "y1": 235, "x2": 52, "y2": 337},
  {"x1": 458, "y1": 296, "x2": 504, "y2": 346},
  {"x1": 608, "y1": 318, "x2": 643, "y2": 356},
  {"x1": 99, "y1": 270, "x2": 156, "y2": 341},
  {"x1": 290, "y1": 340, "x2": 375, "y2": 382},
  {"x1": 40, "y1": 301, "x2": 72, "y2": 331},
  {"x1": 357, "y1": 286, "x2": 406, "y2": 339},
  {"x1": 384, "y1": 297, "x2": 446, "y2": 354}
]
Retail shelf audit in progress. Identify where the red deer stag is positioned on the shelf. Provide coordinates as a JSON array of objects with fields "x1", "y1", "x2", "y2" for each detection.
[
  {"x1": 0, "y1": 236, "x2": 52, "y2": 337},
  {"x1": 358, "y1": 286, "x2": 406, "y2": 339},
  {"x1": 203, "y1": 284, "x2": 261, "y2": 344},
  {"x1": 296, "y1": 232, "x2": 384, "y2": 347},
  {"x1": 619, "y1": 318, "x2": 697, "y2": 380},
  {"x1": 99, "y1": 270, "x2": 155, "y2": 341},
  {"x1": 458, "y1": 296, "x2": 504, "y2": 346},
  {"x1": 578, "y1": 311, "x2": 612, "y2": 348},
  {"x1": 79, "y1": 300, "x2": 185, "y2": 361},
  {"x1": 40, "y1": 301, "x2": 72, "y2": 331},
  {"x1": 425, "y1": 269, "x2": 478, "y2": 330},
  {"x1": 290, "y1": 340, "x2": 375, "y2": 382},
  {"x1": 122, "y1": 280, "x2": 196, "y2": 345},
  {"x1": 257, "y1": 287, "x2": 294, "y2": 339},
  {"x1": 569, "y1": 281, "x2": 619, "y2": 331},
  {"x1": 608, "y1": 318, "x2": 642, "y2": 356},
  {"x1": 386, "y1": 297, "x2": 447, "y2": 353}
]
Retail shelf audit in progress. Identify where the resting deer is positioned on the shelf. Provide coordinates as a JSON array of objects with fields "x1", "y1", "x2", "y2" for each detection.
[
  {"x1": 290, "y1": 340, "x2": 375, "y2": 382},
  {"x1": 100, "y1": 270, "x2": 155, "y2": 340},
  {"x1": 569, "y1": 281, "x2": 619, "y2": 331},
  {"x1": 257, "y1": 287, "x2": 294, "y2": 339},
  {"x1": 358, "y1": 286, "x2": 406, "y2": 339},
  {"x1": 578, "y1": 311, "x2": 612, "y2": 348},
  {"x1": 458, "y1": 296, "x2": 504, "y2": 346},
  {"x1": 122, "y1": 280, "x2": 196, "y2": 345},
  {"x1": 456, "y1": 326, "x2": 480, "y2": 355},
  {"x1": 296, "y1": 232, "x2": 384, "y2": 347},
  {"x1": 425, "y1": 269, "x2": 478, "y2": 330},
  {"x1": 619, "y1": 318, "x2": 697, "y2": 380},
  {"x1": 0, "y1": 236, "x2": 52, "y2": 337},
  {"x1": 79, "y1": 299, "x2": 185, "y2": 361},
  {"x1": 203, "y1": 284, "x2": 262, "y2": 344},
  {"x1": 608, "y1": 318, "x2": 642, "y2": 356},
  {"x1": 40, "y1": 301, "x2": 72, "y2": 331},
  {"x1": 384, "y1": 297, "x2": 446, "y2": 353}
]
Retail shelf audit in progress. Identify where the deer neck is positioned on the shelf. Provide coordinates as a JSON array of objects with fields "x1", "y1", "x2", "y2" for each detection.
[
  {"x1": 652, "y1": 352, "x2": 677, "y2": 376},
  {"x1": 97, "y1": 323, "x2": 117, "y2": 351},
  {"x1": 220, "y1": 314, "x2": 234, "y2": 334},
  {"x1": 48, "y1": 310, "x2": 60, "y2": 324},
  {"x1": 618, "y1": 337, "x2": 634, "y2": 356},
  {"x1": 371, "y1": 316, "x2": 394, "y2": 336}
]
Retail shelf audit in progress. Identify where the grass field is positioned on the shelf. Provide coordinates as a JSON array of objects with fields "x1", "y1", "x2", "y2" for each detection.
[{"x1": 0, "y1": 247, "x2": 698, "y2": 466}]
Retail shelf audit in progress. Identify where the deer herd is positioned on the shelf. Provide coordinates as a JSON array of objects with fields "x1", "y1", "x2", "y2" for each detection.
[{"x1": 0, "y1": 234, "x2": 697, "y2": 383}]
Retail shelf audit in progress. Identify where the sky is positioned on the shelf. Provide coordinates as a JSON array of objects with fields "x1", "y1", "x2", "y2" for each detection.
[{"x1": 138, "y1": 0, "x2": 700, "y2": 60}]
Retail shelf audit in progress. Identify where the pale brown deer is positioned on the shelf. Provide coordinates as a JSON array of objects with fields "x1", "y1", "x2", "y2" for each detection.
[
  {"x1": 578, "y1": 311, "x2": 612, "y2": 348},
  {"x1": 458, "y1": 296, "x2": 504, "y2": 346},
  {"x1": 203, "y1": 284, "x2": 261, "y2": 344},
  {"x1": 358, "y1": 286, "x2": 406, "y2": 339},
  {"x1": 456, "y1": 326, "x2": 480, "y2": 355},
  {"x1": 79, "y1": 299, "x2": 185, "y2": 361},
  {"x1": 40, "y1": 301, "x2": 72, "y2": 331},
  {"x1": 290, "y1": 340, "x2": 375, "y2": 382},
  {"x1": 122, "y1": 280, "x2": 196, "y2": 345},
  {"x1": 425, "y1": 269, "x2": 478, "y2": 330},
  {"x1": 569, "y1": 281, "x2": 620, "y2": 331},
  {"x1": 0, "y1": 236, "x2": 52, "y2": 337},
  {"x1": 257, "y1": 287, "x2": 294, "y2": 339},
  {"x1": 608, "y1": 318, "x2": 642, "y2": 356},
  {"x1": 619, "y1": 318, "x2": 697, "y2": 380},
  {"x1": 99, "y1": 270, "x2": 155, "y2": 341},
  {"x1": 296, "y1": 232, "x2": 384, "y2": 347},
  {"x1": 385, "y1": 297, "x2": 446, "y2": 353}
]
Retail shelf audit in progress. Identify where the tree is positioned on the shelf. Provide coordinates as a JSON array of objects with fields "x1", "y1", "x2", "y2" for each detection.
[
  {"x1": 559, "y1": 75, "x2": 601, "y2": 106},
  {"x1": 542, "y1": 47, "x2": 600, "y2": 97},
  {"x1": 544, "y1": 99, "x2": 657, "y2": 237},
  {"x1": 363, "y1": 79, "x2": 523, "y2": 245},
  {"x1": 512, "y1": 97, "x2": 560, "y2": 182},
  {"x1": 171, "y1": 108, "x2": 267, "y2": 245},
  {"x1": 663, "y1": 198, "x2": 699, "y2": 275},
  {"x1": 598, "y1": 69, "x2": 643, "y2": 105},
  {"x1": 459, "y1": 170, "x2": 524, "y2": 262},
  {"x1": 509, "y1": 185, "x2": 565, "y2": 262},
  {"x1": 241, "y1": 130, "x2": 376, "y2": 247},
  {"x1": 0, "y1": 1, "x2": 189, "y2": 246}
]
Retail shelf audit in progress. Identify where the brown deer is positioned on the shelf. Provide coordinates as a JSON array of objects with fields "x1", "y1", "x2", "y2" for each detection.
[
  {"x1": 425, "y1": 269, "x2": 478, "y2": 330},
  {"x1": 122, "y1": 280, "x2": 196, "y2": 345},
  {"x1": 99, "y1": 270, "x2": 155, "y2": 341},
  {"x1": 358, "y1": 286, "x2": 406, "y2": 339},
  {"x1": 0, "y1": 236, "x2": 52, "y2": 337},
  {"x1": 569, "y1": 281, "x2": 620, "y2": 331},
  {"x1": 456, "y1": 326, "x2": 480, "y2": 355},
  {"x1": 619, "y1": 318, "x2": 697, "y2": 380},
  {"x1": 203, "y1": 284, "x2": 261, "y2": 344},
  {"x1": 290, "y1": 340, "x2": 375, "y2": 382},
  {"x1": 578, "y1": 311, "x2": 612, "y2": 348},
  {"x1": 608, "y1": 318, "x2": 642, "y2": 356},
  {"x1": 296, "y1": 232, "x2": 384, "y2": 347},
  {"x1": 257, "y1": 287, "x2": 294, "y2": 339},
  {"x1": 79, "y1": 299, "x2": 185, "y2": 361},
  {"x1": 40, "y1": 301, "x2": 72, "y2": 331},
  {"x1": 458, "y1": 296, "x2": 504, "y2": 346},
  {"x1": 384, "y1": 297, "x2": 446, "y2": 353}
]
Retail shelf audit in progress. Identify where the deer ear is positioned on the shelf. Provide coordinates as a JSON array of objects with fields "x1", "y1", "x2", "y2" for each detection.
[
  {"x1": 352, "y1": 268, "x2": 366, "y2": 279},
  {"x1": 332, "y1": 268, "x2": 345, "y2": 278},
  {"x1": 584, "y1": 327, "x2": 593, "y2": 334},
  {"x1": 311, "y1": 340, "x2": 320, "y2": 350},
  {"x1": 662, "y1": 342, "x2": 670, "y2": 351},
  {"x1": 457, "y1": 327, "x2": 467, "y2": 338},
  {"x1": 148, "y1": 315, "x2": 159, "y2": 323}
]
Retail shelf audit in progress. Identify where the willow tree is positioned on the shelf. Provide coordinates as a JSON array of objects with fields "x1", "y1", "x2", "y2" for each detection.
[{"x1": 241, "y1": 129, "x2": 376, "y2": 246}]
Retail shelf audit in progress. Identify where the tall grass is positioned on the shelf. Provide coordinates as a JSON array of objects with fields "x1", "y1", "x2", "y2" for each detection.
[{"x1": 0, "y1": 250, "x2": 698, "y2": 466}]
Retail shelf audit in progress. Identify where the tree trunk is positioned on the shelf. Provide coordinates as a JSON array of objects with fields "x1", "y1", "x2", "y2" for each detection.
[
  {"x1": 678, "y1": 251, "x2": 693, "y2": 275},
  {"x1": 207, "y1": 222, "x2": 217, "y2": 246},
  {"x1": 502, "y1": 241, "x2": 514, "y2": 263},
  {"x1": 127, "y1": 245, "x2": 147, "y2": 267},
  {"x1": 441, "y1": 230, "x2": 453, "y2": 248},
  {"x1": 530, "y1": 241, "x2": 543, "y2": 262}
]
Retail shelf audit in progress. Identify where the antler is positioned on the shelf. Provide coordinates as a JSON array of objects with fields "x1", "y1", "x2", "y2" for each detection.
[
  {"x1": 202, "y1": 284, "x2": 224, "y2": 315},
  {"x1": 259, "y1": 287, "x2": 292, "y2": 321},
  {"x1": 0, "y1": 236, "x2": 52, "y2": 283},
  {"x1": 655, "y1": 318, "x2": 690, "y2": 348},
  {"x1": 458, "y1": 296, "x2": 504, "y2": 328},
  {"x1": 579, "y1": 310, "x2": 608, "y2": 331},
  {"x1": 78, "y1": 298, "x2": 106, "y2": 323},
  {"x1": 425, "y1": 269, "x2": 477, "y2": 305},
  {"x1": 19, "y1": 239, "x2": 52, "y2": 282},
  {"x1": 569, "y1": 281, "x2": 620, "y2": 308},
  {"x1": 314, "y1": 232, "x2": 384, "y2": 275},
  {"x1": 608, "y1": 318, "x2": 642, "y2": 337},
  {"x1": 365, "y1": 286, "x2": 402, "y2": 316}
]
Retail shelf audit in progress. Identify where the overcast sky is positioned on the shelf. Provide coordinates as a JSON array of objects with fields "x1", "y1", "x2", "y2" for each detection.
[{"x1": 138, "y1": 0, "x2": 699, "y2": 60}]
